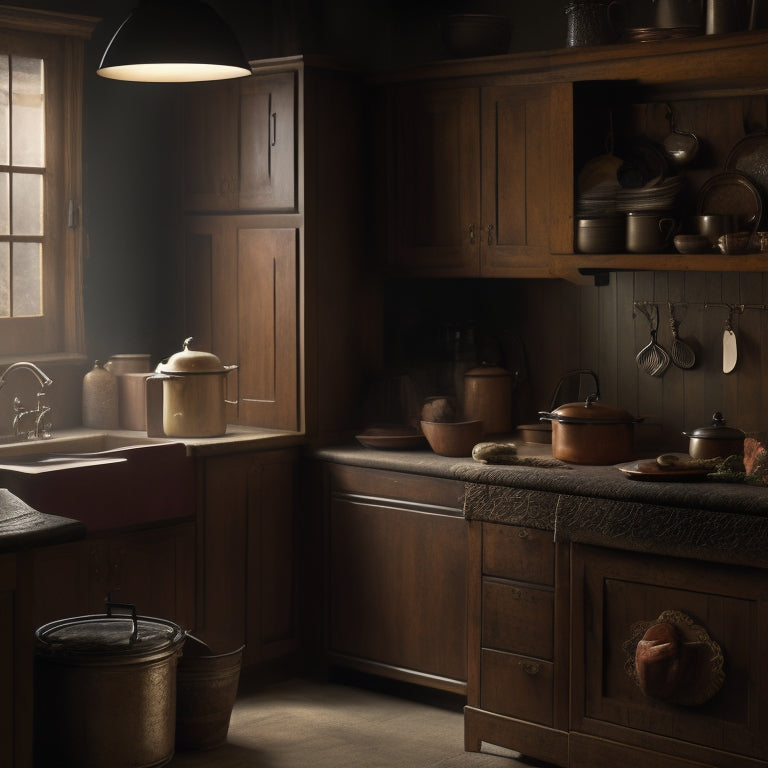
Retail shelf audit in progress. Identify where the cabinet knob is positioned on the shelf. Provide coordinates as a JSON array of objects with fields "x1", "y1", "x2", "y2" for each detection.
[
  {"x1": 519, "y1": 660, "x2": 541, "y2": 676},
  {"x1": 468, "y1": 224, "x2": 476, "y2": 244}
]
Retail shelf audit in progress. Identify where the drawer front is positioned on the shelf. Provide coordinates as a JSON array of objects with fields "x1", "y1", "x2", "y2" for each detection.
[
  {"x1": 480, "y1": 648, "x2": 554, "y2": 727},
  {"x1": 482, "y1": 578, "x2": 554, "y2": 659},
  {"x1": 483, "y1": 523, "x2": 554, "y2": 585}
]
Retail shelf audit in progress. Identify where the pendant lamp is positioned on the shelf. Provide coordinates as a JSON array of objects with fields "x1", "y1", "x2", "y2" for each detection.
[{"x1": 97, "y1": 0, "x2": 251, "y2": 83}]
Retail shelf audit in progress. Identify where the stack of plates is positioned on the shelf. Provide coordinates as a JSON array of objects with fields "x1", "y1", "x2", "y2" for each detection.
[
  {"x1": 576, "y1": 183, "x2": 622, "y2": 217},
  {"x1": 615, "y1": 176, "x2": 682, "y2": 212}
]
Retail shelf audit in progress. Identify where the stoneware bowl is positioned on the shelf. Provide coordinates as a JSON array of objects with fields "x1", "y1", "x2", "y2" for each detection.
[
  {"x1": 420, "y1": 419, "x2": 483, "y2": 457},
  {"x1": 673, "y1": 234, "x2": 711, "y2": 254}
]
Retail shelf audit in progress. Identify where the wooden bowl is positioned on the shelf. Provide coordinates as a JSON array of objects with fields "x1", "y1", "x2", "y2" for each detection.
[{"x1": 420, "y1": 419, "x2": 483, "y2": 457}]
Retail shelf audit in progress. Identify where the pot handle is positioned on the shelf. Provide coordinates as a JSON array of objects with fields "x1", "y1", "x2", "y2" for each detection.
[
  {"x1": 105, "y1": 598, "x2": 139, "y2": 644},
  {"x1": 547, "y1": 368, "x2": 601, "y2": 410},
  {"x1": 224, "y1": 363, "x2": 239, "y2": 406}
]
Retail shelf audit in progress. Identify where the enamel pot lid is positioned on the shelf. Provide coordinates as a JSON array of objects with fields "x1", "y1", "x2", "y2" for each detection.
[
  {"x1": 157, "y1": 337, "x2": 233, "y2": 375},
  {"x1": 683, "y1": 411, "x2": 744, "y2": 441}
]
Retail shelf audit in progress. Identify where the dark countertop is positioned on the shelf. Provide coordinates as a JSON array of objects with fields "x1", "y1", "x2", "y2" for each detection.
[
  {"x1": 312, "y1": 443, "x2": 768, "y2": 568},
  {"x1": 0, "y1": 488, "x2": 86, "y2": 553}
]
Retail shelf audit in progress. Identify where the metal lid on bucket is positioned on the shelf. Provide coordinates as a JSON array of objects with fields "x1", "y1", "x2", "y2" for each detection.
[{"x1": 35, "y1": 601, "x2": 184, "y2": 658}]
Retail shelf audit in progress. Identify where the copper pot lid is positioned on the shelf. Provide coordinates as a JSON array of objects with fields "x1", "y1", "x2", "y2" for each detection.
[
  {"x1": 157, "y1": 337, "x2": 233, "y2": 375},
  {"x1": 35, "y1": 602, "x2": 184, "y2": 657},
  {"x1": 541, "y1": 395, "x2": 640, "y2": 425},
  {"x1": 464, "y1": 364, "x2": 513, "y2": 379},
  {"x1": 683, "y1": 411, "x2": 744, "y2": 441}
]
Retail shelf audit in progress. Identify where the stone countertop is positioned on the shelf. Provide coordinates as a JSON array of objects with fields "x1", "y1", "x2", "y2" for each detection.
[
  {"x1": 0, "y1": 488, "x2": 85, "y2": 553},
  {"x1": 312, "y1": 442, "x2": 768, "y2": 568}
]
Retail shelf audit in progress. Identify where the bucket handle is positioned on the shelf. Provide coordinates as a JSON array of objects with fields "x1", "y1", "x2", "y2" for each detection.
[{"x1": 105, "y1": 598, "x2": 139, "y2": 644}]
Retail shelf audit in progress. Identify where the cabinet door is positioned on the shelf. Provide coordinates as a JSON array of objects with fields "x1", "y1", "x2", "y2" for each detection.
[
  {"x1": 481, "y1": 84, "x2": 556, "y2": 277},
  {"x1": 182, "y1": 79, "x2": 240, "y2": 211},
  {"x1": 239, "y1": 72, "x2": 296, "y2": 211},
  {"x1": 327, "y1": 469, "x2": 468, "y2": 691},
  {"x1": 183, "y1": 216, "x2": 300, "y2": 431},
  {"x1": 387, "y1": 84, "x2": 481, "y2": 276}
]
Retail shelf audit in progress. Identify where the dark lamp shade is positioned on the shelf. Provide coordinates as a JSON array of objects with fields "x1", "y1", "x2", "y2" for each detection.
[{"x1": 97, "y1": 0, "x2": 251, "y2": 82}]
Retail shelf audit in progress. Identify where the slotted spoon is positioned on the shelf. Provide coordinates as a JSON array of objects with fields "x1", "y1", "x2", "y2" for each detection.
[
  {"x1": 635, "y1": 302, "x2": 670, "y2": 377},
  {"x1": 668, "y1": 303, "x2": 696, "y2": 369}
]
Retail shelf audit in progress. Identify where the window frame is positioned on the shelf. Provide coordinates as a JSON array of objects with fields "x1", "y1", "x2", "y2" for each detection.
[{"x1": 0, "y1": 6, "x2": 96, "y2": 359}]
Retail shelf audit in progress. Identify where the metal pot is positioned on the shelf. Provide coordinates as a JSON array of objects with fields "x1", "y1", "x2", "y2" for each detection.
[
  {"x1": 683, "y1": 411, "x2": 745, "y2": 459},
  {"x1": 34, "y1": 602, "x2": 185, "y2": 768},
  {"x1": 463, "y1": 364, "x2": 514, "y2": 436},
  {"x1": 152, "y1": 338, "x2": 237, "y2": 437},
  {"x1": 539, "y1": 373, "x2": 642, "y2": 464}
]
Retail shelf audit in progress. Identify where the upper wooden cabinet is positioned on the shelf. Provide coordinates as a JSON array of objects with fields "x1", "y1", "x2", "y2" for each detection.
[
  {"x1": 376, "y1": 30, "x2": 768, "y2": 280},
  {"x1": 384, "y1": 81, "x2": 559, "y2": 278},
  {"x1": 182, "y1": 71, "x2": 296, "y2": 213}
]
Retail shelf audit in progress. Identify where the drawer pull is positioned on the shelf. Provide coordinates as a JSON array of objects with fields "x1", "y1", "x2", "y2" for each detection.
[{"x1": 519, "y1": 661, "x2": 540, "y2": 676}]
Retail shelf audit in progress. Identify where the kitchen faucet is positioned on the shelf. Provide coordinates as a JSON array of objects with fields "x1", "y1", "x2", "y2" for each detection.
[{"x1": 0, "y1": 361, "x2": 54, "y2": 439}]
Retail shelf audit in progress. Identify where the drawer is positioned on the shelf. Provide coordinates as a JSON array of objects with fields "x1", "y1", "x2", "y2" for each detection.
[
  {"x1": 482, "y1": 578, "x2": 554, "y2": 659},
  {"x1": 483, "y1": 523, "x2": 554, "y2": 585},
  {"x1": 480, "y1": 648, "x2": 554, "y2": 727}
]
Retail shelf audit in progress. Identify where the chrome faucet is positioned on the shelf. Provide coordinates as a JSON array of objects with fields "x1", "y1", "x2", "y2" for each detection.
[{"x1": 0, "y1": 361, "x2": 54, "y2": 440}]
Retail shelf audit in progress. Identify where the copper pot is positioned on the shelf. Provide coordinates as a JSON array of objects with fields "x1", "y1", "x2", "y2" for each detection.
[
  {"x1": 151, "y1": 338, "x2": 237, "y2": 438},
  {"x1": 539, "y1": 374, "x2": 642, "y2": 464},
  {"x1": 463, "y1": 364, "x2": 514, "y2": 436},
  {"x1": 683, "y1": 412, "x2": 745, "y2": 459}
]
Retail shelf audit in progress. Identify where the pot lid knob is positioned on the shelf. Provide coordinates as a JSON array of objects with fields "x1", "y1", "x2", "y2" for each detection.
[{"x1": 158, "y1": 337, "x2": 228, "y2": 374}]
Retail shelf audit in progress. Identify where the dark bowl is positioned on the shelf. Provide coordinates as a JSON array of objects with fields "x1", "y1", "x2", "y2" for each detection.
[{"x1": 442, "y1": 14, "x2": 512, "y2": 58}]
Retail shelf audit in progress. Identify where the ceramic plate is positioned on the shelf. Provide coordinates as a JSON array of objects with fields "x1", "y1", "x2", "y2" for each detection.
[
  {"x1": 725, "y1": 133, "x2": 768, "y2": 218},
  {"x1": 696, "y1": 171, "x2": 762, "y2": 229},
  {"x1": 616, "y1": 459, "x2": 710, "y2": 481},
  {"x1": 356, "y1": 426, "x2": 428, "y2": 451}
]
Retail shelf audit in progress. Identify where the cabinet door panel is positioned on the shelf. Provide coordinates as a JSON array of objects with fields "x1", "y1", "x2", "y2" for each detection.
[
  {"x1": 482, "y1": 579, "x2": 554, "y2": 659},
  {"x1": 239, "y1": 72, "x2": 296, "y2": 211},
  {"x1": 483, "y1": 523, "x2": 554, "y2": 585},
  {"x1": 481, "y1": 648, "x2": 554, "y2": 727},
  {"x1": 388, "y1": 85, "x2": 480, "y2": 275},
  {"x1": 182, "y1": 80, "x2": 239, "y2": 211},
  {"x1": 329, "y1": 496, "x2": 467, "y2": 683},
  {"x1": 236, "y1": 226, "x2": 299, "y2": 430},
  {"x1": 481, "y1": 85, "x2": 554, "y2": 276}
]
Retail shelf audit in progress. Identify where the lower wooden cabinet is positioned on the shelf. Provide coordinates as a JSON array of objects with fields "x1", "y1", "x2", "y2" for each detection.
[
  {"x1": 195, "y1": 448, "x2": 300, "y2": 669},
  {"x1": 465, "y1": 521, "x2": 569, "y2": 767},
  {"x1": 322, "y1": 463, "x2": 467, "y2": 694},
  {"x1": 1, "y1": 555, "x2": 14, "y2": 768}
]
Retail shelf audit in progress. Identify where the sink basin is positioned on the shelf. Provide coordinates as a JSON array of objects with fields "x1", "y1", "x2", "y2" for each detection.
[{"x1": 0, "y1": 432, "x2": 193, "y2": 530}]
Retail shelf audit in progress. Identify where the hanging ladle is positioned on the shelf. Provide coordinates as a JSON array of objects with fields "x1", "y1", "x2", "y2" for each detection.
[
  {"x1": 668, "y1": 302, "x2": 696, "y2": 369},
  {"x1": 662, "y1": 104, "x2": 700, "y2": 167},
  {"x1": 635, "y1": 302, "x2": 670, "y2": 377}
]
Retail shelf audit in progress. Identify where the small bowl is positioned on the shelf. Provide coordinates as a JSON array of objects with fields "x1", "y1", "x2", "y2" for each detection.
[
  {"x1": 420, "y1": 419, "x2": 483, "y2": 457},
  {"x1": 717, "y1": 231, "x2": 751, "y2": 255},
  {"x1": 673, "y1": 234, "x2": 711, "y2": 254}
]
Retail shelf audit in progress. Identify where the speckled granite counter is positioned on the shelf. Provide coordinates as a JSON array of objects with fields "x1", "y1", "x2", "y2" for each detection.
[{"x1": 312, "y1": 443, "x2": 768, "y2": 568}]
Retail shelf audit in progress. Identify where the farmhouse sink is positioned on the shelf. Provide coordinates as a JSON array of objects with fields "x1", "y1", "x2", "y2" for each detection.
[{"x1": 0, "y1": 432, "x2": 193, "y2": 530}]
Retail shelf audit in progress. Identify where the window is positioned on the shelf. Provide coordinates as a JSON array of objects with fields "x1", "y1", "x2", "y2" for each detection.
[{"x1": 0, "y1": 7, "x2": 96, "y2": 357}]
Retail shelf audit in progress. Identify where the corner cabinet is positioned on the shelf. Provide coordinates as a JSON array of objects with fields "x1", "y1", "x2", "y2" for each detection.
[
  {"x1": 383, "y1": 81, "x2": 565, "y2": 278},
  {"x1": 375, "y1": 30, "x2": 768, "y2": 281}
]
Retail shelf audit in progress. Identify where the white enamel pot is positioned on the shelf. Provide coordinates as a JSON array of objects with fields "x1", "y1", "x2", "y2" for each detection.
[{"x1": 152, "y1": 338, "x2": 237, "y2": 438}]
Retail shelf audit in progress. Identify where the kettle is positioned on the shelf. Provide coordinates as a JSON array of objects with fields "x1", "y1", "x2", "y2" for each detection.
[{"x1": 463, "y1": 364, "x2": 515, "y2": 437}]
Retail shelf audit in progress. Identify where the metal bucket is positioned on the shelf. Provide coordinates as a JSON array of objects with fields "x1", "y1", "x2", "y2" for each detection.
[
  {"x1": 175, "y1": 635, "x2": 244, "y2": 751},
  {"x1": 34, "y1": 602, "x2": 184, "y2": 768}
]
